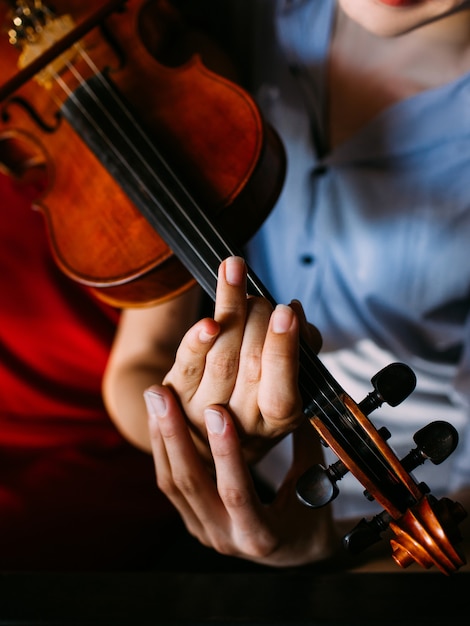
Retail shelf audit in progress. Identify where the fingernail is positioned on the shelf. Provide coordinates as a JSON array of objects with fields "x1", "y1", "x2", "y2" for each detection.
[
  {"x1": 144, "y1": 390, "x2": 167, "y2": 419},
  {"x1": 224, "y1": 256, "x2": 245, "y2": 286},
  {"x1": 198, "y1": 325, "x2": 218, "y2": 344},
  {"x1": 272, "y1": 304, "x2": 294, "y2": 334},
  {"x1": 199, "y1": 330, "x2": 214, "y2": 343},
  {"x1": 204, "y1": 408, "x2": 226, "y2": 435}
]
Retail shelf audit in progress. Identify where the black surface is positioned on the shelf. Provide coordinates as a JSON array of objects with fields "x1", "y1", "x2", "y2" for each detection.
[{"x1": 0, "y1": 570, "x2": 468, "y2": 625}]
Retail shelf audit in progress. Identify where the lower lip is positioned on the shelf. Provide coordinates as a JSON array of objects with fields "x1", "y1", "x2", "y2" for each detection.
[{"x1": 376, "y1": 0, "x2": 424, "y2": 6}]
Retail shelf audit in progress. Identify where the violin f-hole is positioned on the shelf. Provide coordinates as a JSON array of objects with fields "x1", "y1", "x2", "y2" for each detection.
[
  {"x1": 2, "y1": 96, "x2": 61, "y2": 133},
  {"x1": 0, "y1": 129, "x2": 49, "y2": 188}
]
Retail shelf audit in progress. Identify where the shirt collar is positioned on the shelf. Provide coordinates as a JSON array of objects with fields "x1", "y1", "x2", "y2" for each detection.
[{"x1": 328, "y1": 72, "x2": 470, "y2": 165}]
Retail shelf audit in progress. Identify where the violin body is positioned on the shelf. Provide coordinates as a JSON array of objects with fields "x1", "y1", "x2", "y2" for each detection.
[{"x1": 0, "y1": 0, "x2": 285, "y2": 306}]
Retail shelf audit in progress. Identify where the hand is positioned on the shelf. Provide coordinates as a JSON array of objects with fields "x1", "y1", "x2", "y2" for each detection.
[
  {"x1": 144, "y1": 385, "x2": 338, "y2": 567},
  {"x1": 162, "y1": 256, "x2": 322, "y2": 463}
]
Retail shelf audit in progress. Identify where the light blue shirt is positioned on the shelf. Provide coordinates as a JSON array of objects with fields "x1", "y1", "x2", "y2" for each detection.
[{"x1": 242, "y1": 0, "x2": 470, "y2": 510}]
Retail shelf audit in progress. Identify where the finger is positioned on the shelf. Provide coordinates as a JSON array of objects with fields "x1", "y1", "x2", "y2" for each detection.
[
  {"x1": 205, "y1": 405, "x2": 278, "y2": 559},
  {"x1": 146, "y1": 387, "x2": 229, "y2": 545},
  {"x1": 145, "y1": 385, "x2": 222, "y2": 543},
  {"x1": 290, "y1": 299, "x2": 322, "y2": 352},
  {"x1": 258, "y1": 304, "x2": 303, "y2": 435},
  {"x1": 213, "y1": 256, "x2": 247, "y2": 324},
  {"x1": 228, "y1": 296, "x2": 273, "y2": 430},
  {"x1": 198, "y1": 257, "x2": 248, "y2": 403},
  {"x1": 163, "y1": 318, "x2": 220, "y2": 400}
]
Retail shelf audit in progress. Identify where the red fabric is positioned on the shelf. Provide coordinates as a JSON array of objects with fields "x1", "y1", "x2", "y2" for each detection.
[{"x1": 0, "y1": 171, "x2": 178, "y2": 570}]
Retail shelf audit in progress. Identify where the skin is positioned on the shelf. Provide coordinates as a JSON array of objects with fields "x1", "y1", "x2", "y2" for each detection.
[
  {"x1": 143, "y1": 258, "x2": 337, "y2": 566},
  {"x1": 103, "y1": 1, "x2": 470, "y2": 568},
  {"x1": 105, "y1": 257, "x2": 320, "y2": 459},
  {"x1": 338, "y1": 0, "x2": 470, "y2": 37},
  {"x1": 140, "y1": 259, "x2": 470, "y2": 569},
  {"x1": 160, "y1": 258, "x2": 321, "y2": 462},
  {"x1": 146, "y1": 388, "x2": 338, "y2": 566}
]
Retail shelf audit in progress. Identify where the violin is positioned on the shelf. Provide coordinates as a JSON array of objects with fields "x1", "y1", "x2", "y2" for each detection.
[{"x1": 0, "y1": 0, "x2": 467, "y2": 573}]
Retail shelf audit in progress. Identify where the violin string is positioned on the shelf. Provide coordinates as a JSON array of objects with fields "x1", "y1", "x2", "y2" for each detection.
[
  {"x1": 60, "y1": 58, "x2": 340, "y2": 416},
  {"x1": 60, "y1": 47, "x2": 232, "y2": 289},
  {"x1": 51, "y1": 47, "x2": 399, "y2": 488},
  {"x1": 53, "y1": 56, "x2": 346, "y2": 425},
  {"x1": 56, "y1": 49, "x2": 257, "y2": 297}
]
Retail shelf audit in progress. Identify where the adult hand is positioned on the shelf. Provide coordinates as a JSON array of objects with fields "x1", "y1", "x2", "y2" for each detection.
[
  {"x1": 145, "y1": 384, "x2": 338, "y2": 567},
  {"x1": 162, "y1": 256, "x2": 322, "y2": 463}
]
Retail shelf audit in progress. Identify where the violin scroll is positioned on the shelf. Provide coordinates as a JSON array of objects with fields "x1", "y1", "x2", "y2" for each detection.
[
  {"x1": 389, "y1": 496, "x2": 467, "y2": 574},
  {"x1": 297, "y1": 363, "x2": 415, "y2": 508},
  {"x1": 343, "y1": 421, "x2": 465, "y2": 567},
  {"x1": 297, "y1": 359, "x2": 467, "y2": 573}
]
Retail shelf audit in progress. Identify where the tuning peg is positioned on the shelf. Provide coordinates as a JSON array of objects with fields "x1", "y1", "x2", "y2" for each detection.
[
  {"x1": 363, "y1": 421, "x2": 457, "y2": 502},
  {"x1": 358, "y1": 363, "x2": 416, "y2": 416},
  {"x1": 296, "y1": 459, "x2": 347, "y2": 508},
  {"x1": 344, "y1": 494, "x2": 468, "y2": 558},
  {"x1": 343, "y1": 511, "x2": 392, "y2": 554},
  {"x1": 344, "y1": 421, "x2": 461, "y2": 554},
  {"x1": 297, "y1": 427, "x2": 391, "y2": 508},
  {"x1": 401, "y1": 421, "x2": 459, "y2": 470}
]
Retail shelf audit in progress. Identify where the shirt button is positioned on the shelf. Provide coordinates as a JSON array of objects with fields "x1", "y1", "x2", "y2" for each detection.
[
  {"x1": 300, "y1": 254, "x2": 315, "y2": 266},
  {"x1": 312, "y1": 164, "x2": 328, "y2": 176}
]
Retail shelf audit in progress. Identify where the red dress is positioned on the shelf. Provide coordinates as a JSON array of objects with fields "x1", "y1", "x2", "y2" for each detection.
[{"x1": 0, "y1": 171, "x2": 178, "y2": 570}]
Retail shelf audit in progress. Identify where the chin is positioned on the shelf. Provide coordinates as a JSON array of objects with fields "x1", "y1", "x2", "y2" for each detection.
[{"x1": 337, "y1": 0, "x2": 467, "y2": 38}]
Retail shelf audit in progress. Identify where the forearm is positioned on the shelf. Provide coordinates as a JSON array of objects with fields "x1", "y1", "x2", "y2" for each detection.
[
  {"x1": 103, "y1": 288, "x2": 202, "y2": 451},
  {"x1": 103, "y1": 360, "x2": 166, "y2": 452}
]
